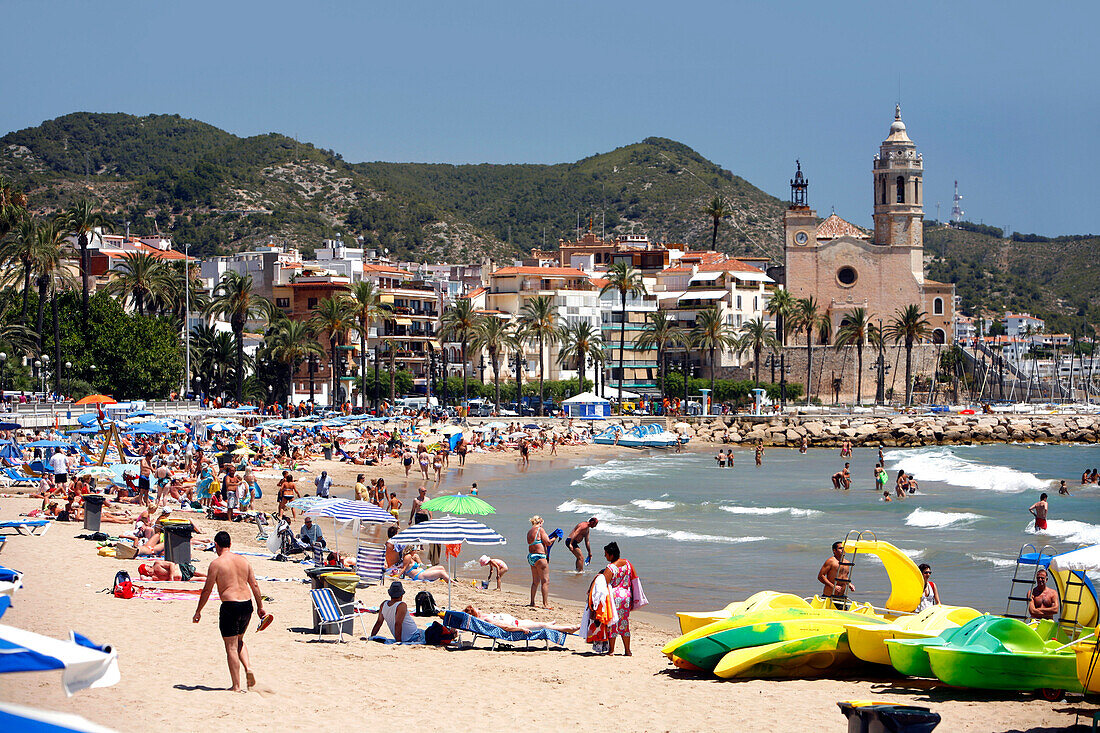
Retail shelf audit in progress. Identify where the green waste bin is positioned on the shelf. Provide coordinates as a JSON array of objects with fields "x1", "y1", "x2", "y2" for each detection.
[
  {"x1": 82, "y1": 494, "x2": 108, "y2": 532},
  {"x1": 306, "y1": 567, "x2": 358, "y2": 634},
  {"x1": 837, "y1": 702, "x2": 941, "y2": 733},
  {"x1": 161, "y1": 519, "x2": 194, "y2": 566}
]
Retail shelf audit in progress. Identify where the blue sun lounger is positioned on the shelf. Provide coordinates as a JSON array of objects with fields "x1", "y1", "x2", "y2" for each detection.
[
  {"x1": 0, "y1": 469, "x2": 36, "y2": 486},
  {"x1": 0, "y1": 520, "x2": 51, "y2": 536},
  {"x1": 441, "y1": 610, "x2": 566, "y2": 650}
]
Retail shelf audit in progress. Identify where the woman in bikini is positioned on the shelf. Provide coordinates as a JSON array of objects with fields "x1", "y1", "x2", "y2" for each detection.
[
  {"x1": 399, "y1": 547, "x2": 450, "y2": 582},
  {"x1": 527, "y1": 515, "x2": 558, "y2": 609},
  {"x1": 417, "y1": 447, "x2": 431, "y2": 481},
  {"x1": 432, "y1": 451, "x2": 443, "y2": 483}
]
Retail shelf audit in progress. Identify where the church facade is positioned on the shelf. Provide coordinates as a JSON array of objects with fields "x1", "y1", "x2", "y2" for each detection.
[{"x1": 783, "y1": 107, "x2": 954, "y2": 344}]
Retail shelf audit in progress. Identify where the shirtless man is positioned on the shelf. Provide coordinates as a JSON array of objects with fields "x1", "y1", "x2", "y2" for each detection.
[
  {"x1": 817, "y1": 541, "x2": 854, "y2": 598},
  {"x1": 139, "y1": 451, "x2": 154, "y2": 501},
  {"x1": 831, "y1": 463, "x2": 851, "y2": 490},
  {"x1": 409, "y1": 486, "x2": 430, "y2": 525},
  {"x1": 1027, "y1": 568, "x2": 1060, "y2": 620},
  {"x1": 193, "y1": 531, "x2": 265, "y2": 692},
  {"x1": 1029, "y1": 492, "x2": 1049, "y2": 531},
  {"x1": 565, "y1": 517, "x2": 599, "y2": 571}
]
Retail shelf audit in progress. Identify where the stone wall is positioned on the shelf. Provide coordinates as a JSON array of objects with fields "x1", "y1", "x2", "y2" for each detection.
[{"x1": 778, "y1": 343, "x2": 943, "y2": 403}]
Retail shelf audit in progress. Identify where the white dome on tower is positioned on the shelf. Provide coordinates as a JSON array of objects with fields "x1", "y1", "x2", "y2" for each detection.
[{"x1": 886, "y1": 104, "x2": 911, "y2": 142}]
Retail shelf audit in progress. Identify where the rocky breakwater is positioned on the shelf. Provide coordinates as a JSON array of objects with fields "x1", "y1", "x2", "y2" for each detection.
[{"x1": 687, "y1": 414, "x2": 1100, "y2": 447}]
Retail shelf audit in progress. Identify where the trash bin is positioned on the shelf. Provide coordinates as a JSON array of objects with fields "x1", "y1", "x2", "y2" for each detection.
[
  {"x1": 161, "y1": 519, "x2": 194, "y2": 566},
  {"x1": 837, "y1": 701, "x2": 941, "y2": 733},
  {"x1": 306, "y1": 567, "x2": 358, "y2": 633},
  {"x1": 83, "y1": 494, "x2": 108, "y2": 532},
  {"x1": 322, "y1": 445, "x2": 333, "y2": 461}
]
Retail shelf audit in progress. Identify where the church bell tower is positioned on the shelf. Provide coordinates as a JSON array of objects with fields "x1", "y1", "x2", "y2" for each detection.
[{"x1": 872, "y1": 105, "x2": 923, "y2": 249}]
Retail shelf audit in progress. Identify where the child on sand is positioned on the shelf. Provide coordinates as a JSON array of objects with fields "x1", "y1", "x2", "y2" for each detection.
[{"x1": 479, "y1": 555, "x2": 508, "y2": 590}]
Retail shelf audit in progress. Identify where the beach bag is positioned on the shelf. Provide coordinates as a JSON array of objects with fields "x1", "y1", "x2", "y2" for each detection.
[
  {"x1": 424, "y1": 621, "x2": 456, "y2": 646},
  {"x1": 414, "y1": 590, "x2": 438, "y2": 617},
  {"x1": 112, "y1": 570, "x2": 134, "y2": 599}
]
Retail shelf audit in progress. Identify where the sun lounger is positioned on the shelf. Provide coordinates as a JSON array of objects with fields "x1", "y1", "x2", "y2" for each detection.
[
  {"x1": 356, "y1": 544, "x2": 385, "y2": 587},
  {"x1": 441, "y1": 610, "x2": 566, "y2": 650},
  {"x1": 0, "y1": 520, "x2": 51, "y2": 536},
  {"x1": 0, "y1": 469, "x2": 36, "y2": 486}
]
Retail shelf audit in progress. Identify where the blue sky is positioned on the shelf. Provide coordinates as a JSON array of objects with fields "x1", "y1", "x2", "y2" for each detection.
[{"x1": 2, "y1": 1, "x2": 1095, "y2": 235}]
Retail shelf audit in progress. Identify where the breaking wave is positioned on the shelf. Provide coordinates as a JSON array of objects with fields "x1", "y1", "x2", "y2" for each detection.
[{"x1": 884, "y1": 447, "x2": 1050, "y2": 493}]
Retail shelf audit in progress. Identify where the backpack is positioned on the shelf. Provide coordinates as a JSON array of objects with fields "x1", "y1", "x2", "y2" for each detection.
[
  {"x1": 112, "y1": 570, "x2": 134, "y2": 599},
  {"x1": 424, "y1": 621, "x2": 456, "y2": 646},
  {"x1": 414, "y1": 590, "x2": 438, "y2": 617}
]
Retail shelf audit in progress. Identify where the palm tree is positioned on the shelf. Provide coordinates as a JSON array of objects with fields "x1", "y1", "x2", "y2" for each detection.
[
  {"x1": 766, "y1": 289, "x2": 796, "y2": 346},
  {"x1": 886, "y1": 304, "x2": 931, "y2": 406},
  {"x1": 634, "y1": 310, "x2": 685, "y2": 401},
  {"x1": 206, "y1": 271, "x2": 269, "y2": 401},
  {"x1": 834, "y1": 308, "x2": 875, "y2": 405},
  {"x1": 439, "y1": 299, "x2": 479, "y2": 408},
  {"x1": 600, "y1": 262, "x2": 647, "y2": 410},
  {"x1": 104, "y1": 251, "x2": 174, "y2": 316},
  {"x1": 735, "y1": 317, "x2": 779, "y2": 386},
  {"x1": 29, "y1": 221, "x2": 70, "y2": 352},
  {"x1": 0, "y1": 216, "x2": 46, "y2": 324},
  {"x1": 267, "y1": 319, "x2": 322, "y2": 401},
  {"x1": 383, "y1": 338, "x2": 400, "y2": 402},
  {"x1": 310, "y1": 296, "x2": 355, "y2": 407},
  {"x1": 702, "y1": 195, "x2": 731, "y2": 249},
  {"x1": 472, "y1": 314, "x2": 514, "y2": 408},
  {"x1": 518, "y1": 295, "x2": 560, "y2": 415},
  {"x1": 789, "y1": 296, "x2": 830, "y2": 403},
  {"x1": 343, "y1": 280, "x2": 387, "y2": 410},
  {"x1": 58, "y1": 199, "x2": 111, "y2": 328},
  {"x1": 0, "y1": 300, "x2": 34, "y2": 361},
  {"x1": 691, "y1": 306, "x2": 736, "y2": 404},
  {"x1": 0, "y1": 177, "x2": 27, "y2": 241},
  {"x1": 557, "y1": 320, "x2": 603, "y2": 394}
]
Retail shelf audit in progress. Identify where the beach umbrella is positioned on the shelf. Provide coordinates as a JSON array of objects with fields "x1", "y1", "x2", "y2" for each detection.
[
  {"x1": 24, "y1": 440, "x2": 72, "y2": 449},
  {"x1": 438, "y1": 425, "x2": 463, "y2": 436},
  {"x1": 0, "y1": 625, "x2": 119, "y2": 696},
  {"x1": 74, "y1": 395, "x2": 116, "y2": 406},
  {"x1": 0, "y1": 703, "x2": 119, "y2": 733},
  {"x1": 0, "y1": 422, "x2": 20, "y2": 432},
  {"x1": 306, "y1": 500, "x2": 395, "y2": 523},
  {"x1": 76, "y1": 466, "x2": 115, "y2": 480},
  {"x1": 231, "y1": 447, "x2": 256, "y2": 456},
  {"x1": 206, "y1": 422, "x2": 242, "y2": 432},
  {"x1": 0, "y1": 566, "x2": 23, "y2": 620},
  {"x1": 673, "y1": 422, "x2": 691, "y2": 432},
  {"x1": 125, "y1": 421, "x2": 174, "y2": 435},
  {"x1": 523, "y1": 423, "x2": 539, "y2": 430},
  {"x1": 390, "y1": 516, "x2": 506, "y2": 610},
  {"x1": 287, "y1": 496, "x2": 341, "y2": 511},
  {"x1": 420, "y1": 494, "x2": 496, "y2": 515},
  {"x1": 484, "y1": 422, "x2": 506, "y2": 430}
]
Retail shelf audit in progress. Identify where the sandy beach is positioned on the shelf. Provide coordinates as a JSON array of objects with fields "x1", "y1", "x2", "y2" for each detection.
[{"x1": 0, "y1": 442, "x2": 1082, "y2": 732}]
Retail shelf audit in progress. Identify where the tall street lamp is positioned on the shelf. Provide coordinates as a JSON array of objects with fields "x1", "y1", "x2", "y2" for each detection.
[
  {"x1": 0, "y1": 351, "x2": 6, "y2": 403},
  {"x1": 64, "y1": 361, "x2": 72, "y2": 398}
]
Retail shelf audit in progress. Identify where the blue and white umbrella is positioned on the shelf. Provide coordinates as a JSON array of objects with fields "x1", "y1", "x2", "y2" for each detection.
[
  {"x1": 288, "y1": 496, "x2": 342, "y2": 511},
  {"x1": 24, "y1": 440, "x2": 72, "y2": 449},
  {"x1": 0, "y1": 703, "x2": 119, "y2": 733},
  {"x1": 390, "y1": 517, "x2": 506, "y2": 609},
  {"x1": 305, "y1": 500, "x2": 396, "y2": 524},
  {"x1": 0, "y1": 625, "x2": 119, "y2": 696},
  {"x1": 0, "y1": 567, "x2": 23, "y2": 620},
  {"x1": 125, "y1": 421, "x2": 175, "y2": 435},
  {"x1": 205, "y1": 422, "x2": 243, "y2": 433}
]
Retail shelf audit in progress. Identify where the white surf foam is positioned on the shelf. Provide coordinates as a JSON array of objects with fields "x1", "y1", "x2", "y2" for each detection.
[
  {"x1": 630, "y1": 499, "x2": 675, "y2": 510},
  {"x1": 720, "y1": 505, "x2": 822, "y2": 517},
  {"x1": 595, "y1": 519, "x2": 767, "y2": 544},
  {"x1": 905, "y1": 507, "x2": 985, "y2": 529},
  {"x1": 1028, "y1": 519, "x2": 1100, "y2": 545},
  {"x1": 884, "y1": 447, "x2": 1051, "y2": 493},
  {"x1": 968, "y1": 554, "x2": 1017, "y2": 568},
  {"x1": 556, "y1": 499, "x2": 628, "y2": 522},
  {"x1": 570, "y1": 458, "x2": 663, "y2": 486}
]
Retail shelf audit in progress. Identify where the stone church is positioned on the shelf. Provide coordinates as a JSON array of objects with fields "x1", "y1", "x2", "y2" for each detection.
[{"x1": 783, "y1": 106, "x2": 954, "y2": 344}]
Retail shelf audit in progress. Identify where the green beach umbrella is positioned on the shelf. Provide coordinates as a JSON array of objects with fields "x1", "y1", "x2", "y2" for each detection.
[{"x1": 420, "y1": 494, "x2": 496, "y2": 515}]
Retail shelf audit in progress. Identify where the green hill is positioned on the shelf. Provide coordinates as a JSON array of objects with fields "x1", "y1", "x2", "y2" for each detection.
[{"x1": 0, "y1": 112, "x2": 785, "y2": 262}]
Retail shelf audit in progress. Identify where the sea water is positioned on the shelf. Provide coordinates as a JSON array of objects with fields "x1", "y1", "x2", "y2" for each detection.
[{"x1": 427, "y1": 444, "x2": 1100, "y2": 615}]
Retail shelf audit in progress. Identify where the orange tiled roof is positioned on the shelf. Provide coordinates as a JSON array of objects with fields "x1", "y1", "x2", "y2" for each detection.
[
  {"x1": 815, "y1": 213, "x2": 869, "y2": 240},
  {"x1": 460, "y1": 286, "x2": 488, "y2": 299},
  {"x1": 112, "y1": 244, "x2": 193, "y2": 261},
  {"x1": 660, "y1": 266, "x2": 693, "y2": 274},
  {"x1": 363, "y1": 263, "x2": 414, "y2": 276},
  {"x1": 590, "y1": 278, "x2": 609, "y2": 288},
  {"x1": 697, "y1": 257, "x2": 765, "y2": 274},
  {"x1": 491, "y1": 266, "x2": 588, "y2": 278}
]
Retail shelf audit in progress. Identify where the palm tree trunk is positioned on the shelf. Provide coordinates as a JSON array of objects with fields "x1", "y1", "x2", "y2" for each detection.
[
  {"x1": 538, "y1": 333, "x2": 545, "y2": 416},
  {"x1": 753, "y1": 346, "x2": 761, "y2": 385},
  {"x1": 618, "y1": 292, "x2": 626, "y2": 409},
  {"x1": 461, "y1": 335, "x2": 468, "y2": 407},
  {"x1": 79, "y1": 236, "x2": 90, "y2": 330},
  {"x1": 330, "y1": 336, "x2": 338, "y2": 407},
  {"x1": 579, "y1": 353, "x2": 586, "y2": 396},
  {"x1": 20, "y1": 261, "x2": 31, "y2": 324},
  {"x1": 35, "y1": 277, "x2": 47, "y2": 352},
  {"x1": 374, "y1": 344, "x2": 381, "y2": 413},
  {"x1": 360, "y1": 327, "x2": 368, "y2": 410},
  {"x1": 855, "y1": 344, "x2": 864, "y2": 405},
  {"x1": 657, "y1": 345, "x2": 664, "y2": 402},
  {"x1": 389, "y1": 350, "x2": 396, "y2": 402},
  {"x1": 711, "y1": 218, "x2": 719, "y2": 248},
  {"x1": 905, "y1": 340, "x2": 914, "y2": 405},
  {"x1": 709, "y1": 345, "x2": 717, "y2": 408},
  {"x1": 136, "y1": 291, "x2": 145, "y2": 317},
  {"x1": 234, "y1": 324, "x2": 244, "y2": 401},
  {"x1": 805, "y1": 326, "x2": 813, "y2": 403},
  {"x1": 51, "y1": 289, "x2": 61, "y2": 394},
  {"x1": 493, "y1": 351, "x2": 501, "y2": 407}
]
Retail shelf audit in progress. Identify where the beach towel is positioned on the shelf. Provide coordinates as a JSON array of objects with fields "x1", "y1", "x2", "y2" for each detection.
[{"x1": 580, "y1": 573, "x2": 617, "y2": 644}]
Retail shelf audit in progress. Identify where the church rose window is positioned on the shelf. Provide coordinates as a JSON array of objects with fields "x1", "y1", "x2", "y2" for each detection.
[{"x1": 836, "y1": 266, "x2": 857, "y2": 287}]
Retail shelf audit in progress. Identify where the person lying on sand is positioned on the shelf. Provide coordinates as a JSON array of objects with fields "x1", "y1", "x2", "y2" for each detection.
[
  {"x1": 139, "y1": 560, "x2": 206, "y2": 581},
  {"x1": 463, "y1": 605, "x2": 579, "y2": 633}
]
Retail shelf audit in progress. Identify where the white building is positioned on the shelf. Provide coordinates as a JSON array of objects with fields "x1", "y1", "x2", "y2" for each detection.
[{"x1": 1003, "y1": 313, "x2": 1045, "y2": 338}]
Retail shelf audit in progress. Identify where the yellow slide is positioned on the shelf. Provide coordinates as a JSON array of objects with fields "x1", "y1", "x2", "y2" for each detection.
[{"x1": 842, "y1": 538, "x2": 925, "y2": 613}]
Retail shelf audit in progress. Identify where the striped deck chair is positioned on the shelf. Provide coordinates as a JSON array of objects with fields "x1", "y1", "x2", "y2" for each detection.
[
  {"x1": 356, "y1": 544, "x2": 385, "y2": 587},
  {"x1": 310, "y1": 587, "x2": 367, "y2": 642}
]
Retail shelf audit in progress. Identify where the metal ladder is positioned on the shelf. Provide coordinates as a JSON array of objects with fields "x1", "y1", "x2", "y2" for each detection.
[
  {"x1": 832, "y1": 529, "x2": 874, "y2": 610},
  {"x1": 1055, "y1": 543, "x2": 1093, "y2": 638},
  {"x1": 1004, "y1": 542, "x2": 1057, "y2": 620}
]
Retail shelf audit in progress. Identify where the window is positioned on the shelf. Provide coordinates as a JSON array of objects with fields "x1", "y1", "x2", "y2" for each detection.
[
  {"x1": 836, "y1": 266, "x2": 857, "y2": 287},
  {"x1": 933, "y1": 297, "x2": 944, "y2": 315},
  {"x1": 307, "y1": 297, "x2": 318, "y2": 309},
  {"x1": 914, "y1": 178, "x2": 920, "y2": 204},
  {"x1": 932, "y1": 328, "x2": 946, "y2": 345},
  {"x1": 896, "y1": 176, "x2": 905, "y2": 204},
  {"x1": 736, "y1": 295, "x2": 742, "y2": 309},
  {"x1": 879, "y1": 176, "x2": 886, "y2": 205},
  {"x1": 275, "y1": 298, "x2": 290, "y2": 308}
]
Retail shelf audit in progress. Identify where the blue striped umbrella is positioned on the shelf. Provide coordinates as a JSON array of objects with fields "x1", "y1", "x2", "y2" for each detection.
[
  {"x1": 0, "y1": 702, "x2": 119, "y2": 732},
  {"x1": 0, "y1": 625, "x2": 119, "y2": 696},
  {"x1": 389, "y1": 515, "x2": 506, "y2": 546},
  {"x1": 305, "y1": 500, "x2": 395, "y2": 523},
  {"x1": 389, "y1": 516, "x2": 505, "y2": 610}
]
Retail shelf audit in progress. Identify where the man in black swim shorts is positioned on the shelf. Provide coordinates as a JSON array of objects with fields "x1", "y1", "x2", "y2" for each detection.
[
  {"x1": 194, "y1": 531, "x2": 265, "y2": 692},
  {"x1": 565, "y1": 517, "x2": 598, "y2": 572}
]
